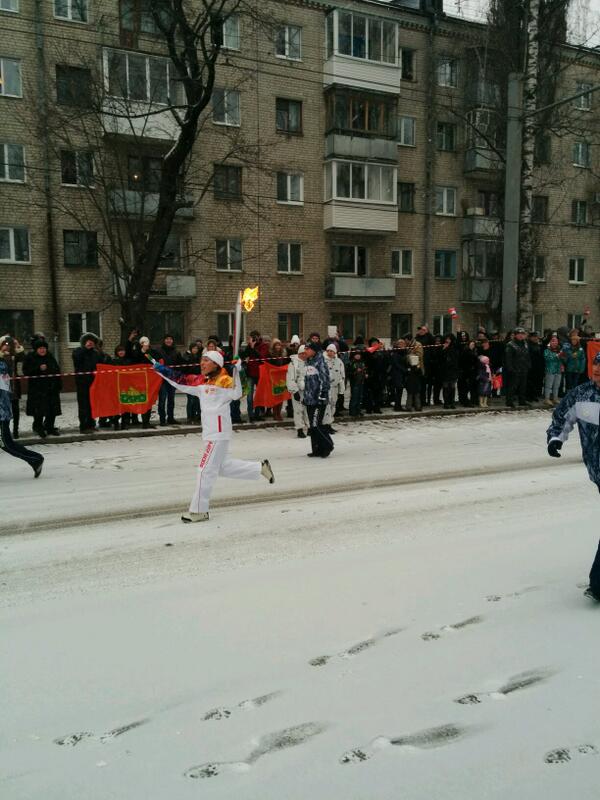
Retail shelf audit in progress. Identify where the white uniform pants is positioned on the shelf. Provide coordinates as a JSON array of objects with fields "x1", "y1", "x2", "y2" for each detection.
[
  {"x1": 324, "y1": 397, "x2": 336, "y2": 426},
  {"x1": 190, "y1": 440, "x2": 261, "y2": 513},
  {"x1": 292, "y1": 397, "x2": 308, "y2": 431}
]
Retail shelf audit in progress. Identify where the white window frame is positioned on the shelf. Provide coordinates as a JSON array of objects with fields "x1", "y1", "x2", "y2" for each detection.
[
  {"x1": 60, "y1": 149, "x2": 94, "y2": 187},
  {"x1": 434, "y1": 250, "x2": 457, "y2": 280},
  {"x1": 437, "y1": 121, "x2": 456, "y2": 151},
  {"x1": 332, "y1": 9, "x2": 398, "y2": 66},
  {"x1": 67, "y1": 311, "x2": 101, "y2": 347},
  {"x1": 212, "y1": 88, "x2": 241, "y2": 127},
  {"x1": 398, "y1": 115, "x2": 416, "y2": 147},
  {"x1": 275, "y1": 24, "x2": 302, "y2": 61},
  {"x1": 103, "y1": 49, "x2": 177, "y2": 106},
  {"x1": 433, "y1": 314, "x2": 453, "y2": 335},
  {"x1": 534, "y1": 255, "x2": 546, "y2": 282},
  {"x1": 216, "y1": 310, "x2": 245, "y2": 342},
  {"x1": 0, "y1": 56, "x2": 22, "y2": 97},
  {"x1": 331, "y1": 244, "x2": 368, "y2": 276},
  {"x1": 222, "y1": 14, "x2": 240, "y2": 51},
  {"x1": 325, "y1": 160, "x2": 397, "y2": 205},
  {"x1": 277, "y1": 241, "x2": 303, "y2": 273},
  {"x1": 569, "y1": 257, "x2": 585, "y2": 285},
  {"x1": 215, "y1": 238, "x2": 243, "y2": 272},
  {"x1": 573, "y1": 141, "x2": 591, "y2": 168},
  {"x1": 0, "y1": 225, "x2": 30, "y2": 263},
  {"x1": 533, "y1": 313, "x2": 543, "y2": 333},
  {"x1": 0, "y1": 142, "x2": 25, "y2": 182},
  {"x1": 54, "y1": 0, "x2": 88, "y2": 23},
  {"x1": 276, "y1": 171, "x2": 304, "y2": 205},
  {"x1": 435, "y1": 186, "x2": 456, "y2": 216},
  {"x1": 437, "y1": 56, "x2": 458, "y2": 88},
  {"x1": 575, "y1": 82, "x2": 593, "y2": 111},
  {"x1": 572, "y1": 200, "x2": 588, "y2": 225},
  {"x1": 0, "y1": 0, "x2": 19, "y2": 12},
  {"x1": 391, "y1": 248, "x2": 413, "y2": 277},
  {"x1": 568, "y1": 313, "x2": 584, "y2": 330}
]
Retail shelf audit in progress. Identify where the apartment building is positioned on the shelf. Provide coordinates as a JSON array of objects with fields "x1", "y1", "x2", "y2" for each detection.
[{"x1": 1, "y1": 0, "x2": 600, "y2": 365}]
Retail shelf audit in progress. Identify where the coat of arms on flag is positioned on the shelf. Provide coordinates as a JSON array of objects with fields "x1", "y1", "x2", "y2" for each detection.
[{"x1": 90, "y1": 364, "x2": 162, "y2": 417}]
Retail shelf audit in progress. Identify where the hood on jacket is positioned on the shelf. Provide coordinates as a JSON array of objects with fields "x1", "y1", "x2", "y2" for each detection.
[{"x1": 80, "y1": 332, "x2": 99, "y2": 347}]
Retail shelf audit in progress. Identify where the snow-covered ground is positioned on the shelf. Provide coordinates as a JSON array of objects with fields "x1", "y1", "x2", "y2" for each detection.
[{"x1": 2, "y1": 412, "x2": 600, "y2": 799}]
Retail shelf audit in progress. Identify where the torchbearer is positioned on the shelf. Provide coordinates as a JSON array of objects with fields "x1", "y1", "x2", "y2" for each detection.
[{"x1": 153, "y1": 350, "x2": 274, "y2": 523}]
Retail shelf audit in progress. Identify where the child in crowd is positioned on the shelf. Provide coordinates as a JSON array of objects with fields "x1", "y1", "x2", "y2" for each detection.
[{"x1": 478, "y1": 355, "x2": 492, "y2": 407}]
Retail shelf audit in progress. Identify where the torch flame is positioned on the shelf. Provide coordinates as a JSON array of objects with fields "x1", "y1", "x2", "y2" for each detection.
[{"x1": 242, "y1": 286, "x2": 259, "y2": 312}]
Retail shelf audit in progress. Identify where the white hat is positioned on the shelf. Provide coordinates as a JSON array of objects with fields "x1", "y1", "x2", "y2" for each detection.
[
  {"x1": 297, "y1": 344, "x2": 306, "y2": 354},
  {"x1": 290, "y1": 334, "x2": 301, "y2": 345},
  {"x1": 326, "y1": 343, "x2": 338, "y2": 352},
  {"x1": 139, "y1": 336, "x2": 150, "y2": 346},
  {"x1": 202, "y1": 350, "x2": 224, "y2": 368}
]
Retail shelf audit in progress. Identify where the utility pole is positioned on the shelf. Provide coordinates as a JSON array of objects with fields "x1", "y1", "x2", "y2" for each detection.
[{"x1": 501, "y1": 73, "x2": 523, "y2": 334}]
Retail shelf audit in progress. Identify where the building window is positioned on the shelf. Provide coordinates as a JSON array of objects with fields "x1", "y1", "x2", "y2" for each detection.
[
  {"x1": 531, "y1": 195, "x2": 548, "y2": 223},
  {"x1": 336, "y1": 10, "x2": 397, "y2": 65},
  {"x1": 158, "y1": 232, "x2": 181, "y2": 269},
  {"x1": 276, "y1": 172, "x2": 303, "y2": 204},
  {"x1": 436, "y1": 121, "x2": 456, "y2": 152},
  {"x1": 573, "y1": 141, "x2": 591, "y2": 168},
  {"x1": 105, "y1": 49, "x2": 178, "y2": 105},
  {"x1": 435, "y1": 186, "x2": 456, "y2": 216},
  {"x1": 216, "y1": 312, "x2": 235, "y2": 344},
  {"x1": 398, "y1": 115, "x2": 415, "y2": 146},
  {"x1": 437, "y1": 56, "x2": 457, "y2": 87},
  {"x1": 572, "y1": 200, "x2": 588, "y2": 226},
  {"x1": 54, "y1": 0, "x2": 87, "y2": 22},
  {"x1": 433, "y1": 314, "x2": 453, "y2": 335},
  {"x1": 465, "y1": 108, "x2": 498, "y2": 149},
  {"x1": 68, "y1": 311, "x2": 100, "y2": 346},
  {"x1": 391, "y1": 313, "x2": 412, "y2": 340},
  {"x1": 0, "y1": 226, "x2": 29, "y2": 262},
  {"x1": 0, "y1": 309, "x2": 33, "y2": 341},
  {"x1": 212, "y1": 88, "x2": 241, "y2": 126},
  {"x1": 120, "y1": 0, "x2": 170, "y2": 35},
  {"x1": 398, "y1": 182, "x2": 415, "y2": 213},
  {"x1": 0, "y1": 57, "x2": 22, "y2": 97},
  {"x1": 325, "y1": 160, "x2": 396, "y2": 204},
  {"x1": 222, "y1": 14, "x2": 240, "y2": 50},
  {"x1": 478, "y1": 190, "x2": 500, "y2": 217},
  {"x1": 569, "y1": 257, "x2": 585, "y2": 284},
  {"x1": 326, "y1": 90, "x2": 397, "y2": 138},
  {"x1": 0, "y1": 0, "x2": 19, "y2": 11},
  {"x1": 434, "y1": 250, "x2": 457, "y2": 279},
  {"x1": 278, "y1": 313, "x2": 302, "y2": 341},
  {"x1": 60, "y1": 150, "x2": 93, "y2": 186},
  {"x1": 574, "y1": 82, "x2": 593, "y2": 110},
  {"x1": 331, "y1": 244, "x2": 367, "y2": 276},
  {"x1": 391, "y1": 248, "x2": 412, "y2": 277},
  {"x1": 63, "y1": 230, "x2": 97, "y2": 267},
  {"x1": 215, "y1": 238, "x2": 242, "y2": 271},
  {"x1": 275, "y1": 24, "x2": 302, "y2": 60},
  {"x1": 568, "y1": 313, "x2": 584, "y2": 330},
  {"x1": 127, "y1": 155, "x2": 162, "y2": 192},
  {"x1": 534, "y1": 133, "x2": 551, "y2": 165},
  {"x1": 534, "y1": 255, "x2": 546, "y2": 282},
  {"x1": 146, "y1": 310, "x2": 184, "y2": 344},
  {"x1": 331, "y1": 313, "x2": 367, "y2": 341},
  {"x1": 276, "y1": 98, "x2": 302, "y2": 134},
  {"x1": 213, "y1": 164, "x2": 242, "y2": 200},
  {"x1": 0, "y1": 143, "x2": 25, "y2": 182},
  {"x1": 56, "y1": 64, "x2": 92, "y2": 107},
  {"x1": 401, "y1": 48, "x2": 415, "y2": 80},
  {"x1": 533, "y1": 313, "x2": 543, "y2": 333},
  {"x1": 277, "y1": 242, "x2": 302, "y2": 273}
]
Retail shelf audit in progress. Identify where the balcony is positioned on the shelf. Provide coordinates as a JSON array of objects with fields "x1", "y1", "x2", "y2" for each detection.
[
  {"x1": 325, "y1": 133, "x2": 397, "y2": 162},
  {"x1": 324, "y1": 54, "x2": 401, "y2": 94},
  {"x1": 462, "y1": 277, "x2": 501, "y2": 307},
  {"x1": 326, "y1": 276, "x2": 396, "y2": 302},
  {"x1": 465, "y1": 79, "x2": 501, "y2": 108},
  {"x1": 462, "y1": 214, "x2": 501, "y2": 238},
  {"x1": 464, "y1": 147, "x2": 501, "y2": 174},
  {"x1": 102, "y1": 98, "x2": 180, "y2": 142},
  {"x1": 324, "y1": 201, "x2": 398, "y2": 233},
  {"x1": 109, "y1": 189, "x2": 194, "y2": 220},
  {"x1": 152, "y1": 271, "x2": 197, "y2": 298}
]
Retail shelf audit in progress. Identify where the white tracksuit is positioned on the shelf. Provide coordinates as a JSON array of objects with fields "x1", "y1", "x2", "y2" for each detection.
[
  {"x1": 324, "y1": 355, "x2": 346, "y2": 425},
  {"x1": 160, "y1": 366, "x2": 261, "y2": 513},
  {"x1": 286, "y1": 356, "x2": 308, "y2": 432}
]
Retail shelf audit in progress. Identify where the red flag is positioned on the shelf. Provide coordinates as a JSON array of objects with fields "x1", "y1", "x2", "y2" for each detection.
[
  {"x1": 253, "y1": 363, "x2": 291, "y2": 408},
  {"x1": 587, "y1": 341, "x2": 600, "y2": 377},
  {"x1": 448, "y1": 307, "x2": 458, "y2": 318},
  {"x1": 90, "y1": 363, "x2": 162, "y2": 417}
]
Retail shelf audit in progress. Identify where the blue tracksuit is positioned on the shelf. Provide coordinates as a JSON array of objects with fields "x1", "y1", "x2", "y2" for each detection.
[{"x1": 547, "y1": 380, "x2": 600, "y2": 487}]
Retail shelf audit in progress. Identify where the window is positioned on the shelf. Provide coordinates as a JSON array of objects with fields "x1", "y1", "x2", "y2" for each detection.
[
  {"x1": 276, "y1": 98, "x2": 302, "y2": 134},
  {"x1": 324, "y1": 160, "x2": 396, "y2": 204},
  {"x1": 391, "y1": 313, "x2": 412, "y2": 340},
  {"x1": 336, "y1": 10, "x2": 397, "y2": 64},
  {"x1": 0, "y1": 309, "x2": 33, "y2": 342},
  {"x1": 120, "y1": 0, "x2": 172, "y2": 35},
  {"x1": 433, "y1": 314, "x2": 453, "y2": 335},
  {"x1": 326, "y1": 91, "x2": 397, "y2": 138},
  {"x1": 401, "y1": 48, "x2": 415, "y2": 80},
  {"x1": 0, "y1": 226, "x2": 29, "y2": 262},
  {"x1": 56, "y1": 64, "x2": 91, "y2": 107},
  {"x1": 331, "y1": 244, "x2": 367, "y2": 275},
  {"x1": 216, "y1": 238, "x2": 242, "y2": 271},
  {"x1": 398, "y1": 182, "x2": 415, "y2": 213},
  {"x1": 276, "y1": 172, "x2": 303, "y2": 204},
  {"x1": 68, "y1": 311, "x2": 100, "y2": 346},
  {"x1": 278, "y1": 313, "x2": 302, "y2": 341},
  {"x1": 572, "y1": 200, "x2": 588, "y2": 225},
  {"x1": 534, "y1": 255, "x2": 546, "y2": 282},
  {"x1": 214, "y1": 164, "x2": 242, "y2": 200},
  {"x1": 147, "y1": 310, "x2": 184, "y2": 344},
  {"x1": 437, "y1": 122, "x2": 456, "y2": 152},
  {"x1": 0, "y1": 143, "x2": 24, "y2": 182},
  {"x1": 222, "y1": 15, "x2": 240, "y2": 50},
  {"x1": 434, "y1": 250, "x2": 457, "y2": 279},
  {"x1": 533, "y1": 313, "x2": 543, "y2": 333},
  {"x1": 534, "y1": 133, "x2": 551, "y2": 165},
  {"x1": 1, "y1": 0, "x2": 19, "y2": 11},
  {"x1": 531, "y1": 195, "x2": 548, "y2": 223},
  {"x1": 213, "y1": 88, "x2": 240, "y2": 126},
  {"x1": 54, "y1": 0, "x2": 87, "y2": 22},
  {"x1": 437, "y1": 56, "x2": 457, "y2": 87},
  {"x1": 128, "y1": 155, "x2": 162, "y2": 192},
  {"x1": 216, "y1": 312, "x2": 234, "y2": 344},
  {"x1": 398, "y1": 115, "x2": 415, "y2": 146},
  {"x1": 0, "y1": 57, "x2": 21, "y2": 97},
  {"x1": 466, "y1": 109, "x2": 497, "y2": 149},
  {"x1": 478, "y1": 190, "x2": 500, "y2": 217},
  {"x1": 60, "y1": 150, "x2": 93, "y2": 186},
  {"x1": 573, "y1": 141, "x2": 591, "y2": 168},
  {"x1": 331, "y1": 313, "x2": 367, "y2": 341},
  {"x1": 105, "y1": 49, "x2": 179, "y2": 105},
  {"x1": 575, "y1": 82, "x2": 593, "y2": 110},
  {"x1": 569, "y1": 257, "x2": 585, "y2": 284},
  {"x1": 277, "y1": 242, "x2": 302, "y2": 273},
  {"x1": 63, "y1": 230, "x2": 97, "y2": 267},
  {"x1": 158, "y1": 232, "x2": 181, "y2": 269},
  {"x1": 435, "y1": 186, "x2": 456, "y2": 215},
  {"x1": 391, "y1": 248, "x2": 412, "y2": 277},
  {"x1": 568, "y1": 313, "x2": 584, "y2": 330},
  {"x1": 276, "y1": 25, "x2": 302, "y2": 60}
]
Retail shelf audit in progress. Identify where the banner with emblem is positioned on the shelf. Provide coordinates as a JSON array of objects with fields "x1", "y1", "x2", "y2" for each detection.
[
  {"x1": 90, "y1": 363, "x2": 162, "y2": 417},
  {"x1": 253, "y1": 363, "x2": 291, "y2": 408}
]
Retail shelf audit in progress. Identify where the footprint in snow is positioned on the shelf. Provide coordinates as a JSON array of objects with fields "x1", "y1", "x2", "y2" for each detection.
[
  {"x1": 545, "y1": 744, "x2": 598, "y2": 764},
  {"x1": 54, "y1": 719, "x2": 148, "y2": 747},
  {"x1": 185, "y1": 721, "x2": 327, "y2": 779},
  {"x1": 309, "y1": 627, "x2": 404, "y2": 667},
  {"x1": 455, "y1": 668, "x2": 555, "y2": 705},
  {"x1": 203, "y1": 691, "x2": 282, "y2": 721},
  {"x1": 340, "y1": 724, "x2": 469, "y2": 765},
  {"x1": 421, "y1": 616, "x2": 483, "y2": 642},
  {"x1": 486, "y1": 586, "x2": 541, "y2": 602}
]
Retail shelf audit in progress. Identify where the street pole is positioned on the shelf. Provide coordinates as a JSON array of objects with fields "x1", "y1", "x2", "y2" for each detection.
[{"x1": 501, "y1": 73, "x2": 523, "y2": 334}]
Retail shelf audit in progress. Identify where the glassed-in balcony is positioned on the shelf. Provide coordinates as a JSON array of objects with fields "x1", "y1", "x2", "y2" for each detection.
[{"x1": 324, "y1": 159, "x2": 398, "y2": 232}]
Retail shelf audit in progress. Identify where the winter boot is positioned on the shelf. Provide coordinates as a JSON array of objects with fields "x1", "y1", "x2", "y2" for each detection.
[
  {"x1": 261, "y1": 459, "x2": 275, "y2": 483},
  {"x1": 181, "y1": 512, "x2": 209, "y2": 523},
  {"x1": 33, "y1": 457, "x2": 44, "y2": 479},
  {"x1": 297, "y1": 429, "x2": 306, "y2": 438},
  {"x1": 584, "y1": 586, "x2": 600, "y2": 602}
]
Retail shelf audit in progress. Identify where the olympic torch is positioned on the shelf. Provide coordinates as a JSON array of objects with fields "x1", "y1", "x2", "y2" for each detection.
[{"x1": 233, "y1": 286, "x2": 259, "y2": 358}]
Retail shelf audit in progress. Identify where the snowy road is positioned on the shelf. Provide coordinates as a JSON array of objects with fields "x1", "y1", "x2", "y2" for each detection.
[{"x1": 2, "y1": 412, "x2": 600, "y2": 799}]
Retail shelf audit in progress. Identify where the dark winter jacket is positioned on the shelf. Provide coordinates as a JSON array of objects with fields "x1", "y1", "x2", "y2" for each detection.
[
  {"x1": 125, "y1": 340, "x2": 161, "y2": 365},
  {"x1": 440, "y1": 345, "x2": 460, "y2": 382},
  {"x1": 547, "y1": 380, "x2": 600, "y2": 486},
  {"x1": 416, "y1": 332, "x2": 435, "y2": 374},
  {"x1": 389, "y1": 349, "x2": 409, "y2": 386},
  {"x1": 22, "y1": 350, "x2": 62, "y2": 418},
  {"x1": 504, "y1": 339, "x2": 531, "y2": 374},
  {"x1": 182, "y1": 348, "x2": 202, "y2": 375},
  {"x1": 303, "y1": 351, "x2": 330, "y2": 406},
  {"x1": 156, "y1": 343, "x2": 182, "y2": 367},
  {"x1": 72, "y1": 344, "x2": 101, "y2": 387},
  {"x1": 459, "y1": 345, "x2": 479, "y2": 381},
  {"x1": 0, "y1": 356, "x2": 13, "y2": 421},
  {"x1": 243, "y1": 339, "x2": 269, "y2": 380},
  {"x1": 348, "y1": 359, "x2": 367, "y2": 385}
]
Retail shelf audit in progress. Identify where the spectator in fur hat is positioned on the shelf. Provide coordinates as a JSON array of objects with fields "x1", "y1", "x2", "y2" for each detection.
[{"x1": 72, "y1": 332, "x2": 100, "y2": 433}]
